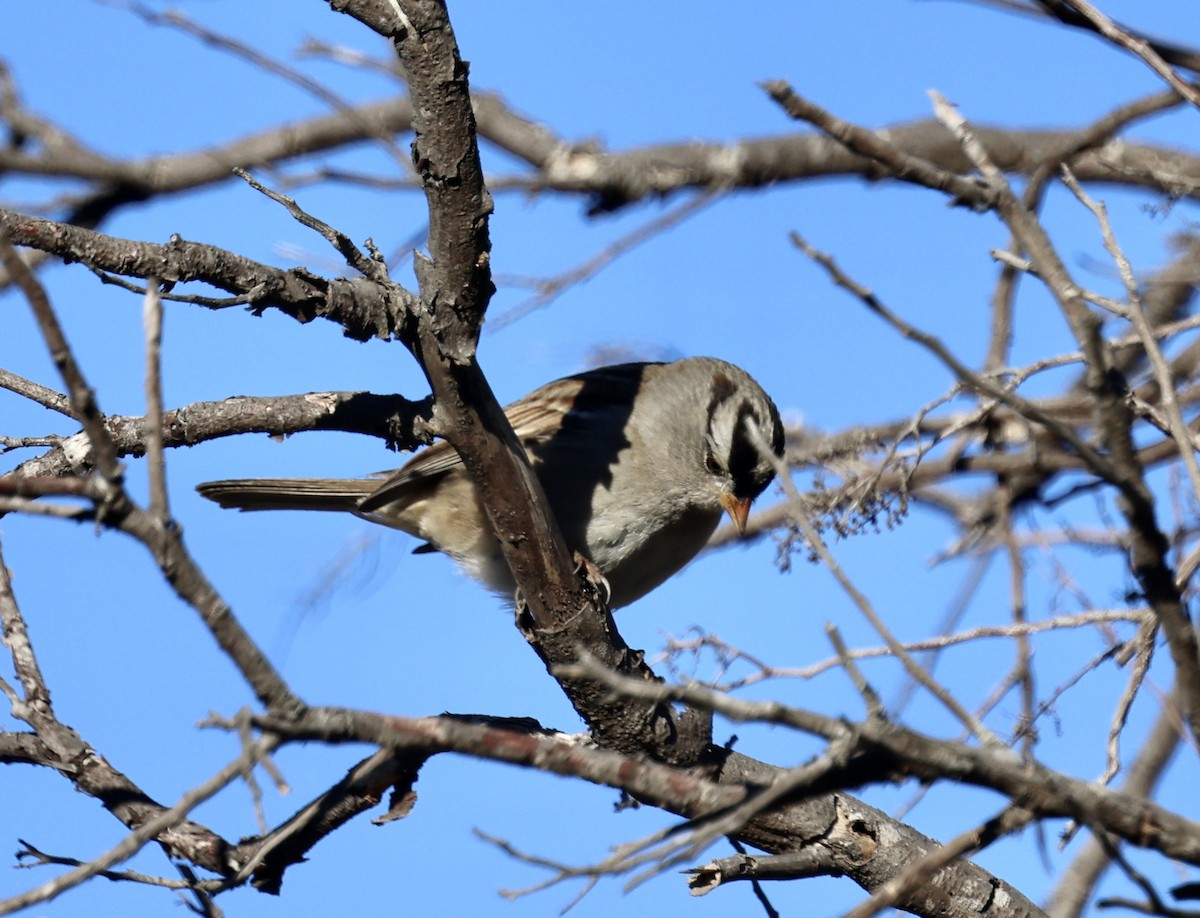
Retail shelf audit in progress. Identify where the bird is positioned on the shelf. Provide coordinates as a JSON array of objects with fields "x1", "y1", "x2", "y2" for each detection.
[{"x1": 196, "y1": 357, "x2": 784, "y2": 609}]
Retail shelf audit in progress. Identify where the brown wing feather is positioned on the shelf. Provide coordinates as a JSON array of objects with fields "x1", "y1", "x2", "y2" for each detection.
[{"x1": 359, "y1": 363, "x2": 658, "y2": 514}]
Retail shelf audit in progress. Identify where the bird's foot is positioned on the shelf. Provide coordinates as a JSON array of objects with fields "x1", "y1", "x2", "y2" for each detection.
[
  {"x1": 573, "y1": 552, "x2": 611, "y2": 607},
  {"x1": 512, "y1": 586, "x2": 537, "y2": 632}
]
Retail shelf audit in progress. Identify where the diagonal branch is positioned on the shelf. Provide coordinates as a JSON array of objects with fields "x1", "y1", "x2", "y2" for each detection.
[
  {"x1": 331, "y1": 0, "x2": 708, "y2": 759},
  {"x1": 1034, "y1": 0, "x2": 1200, "y2": 103}
]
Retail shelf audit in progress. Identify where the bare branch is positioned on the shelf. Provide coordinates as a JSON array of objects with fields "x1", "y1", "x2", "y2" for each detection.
[
  {"x1": 845, "y1": 807, "x2": 1035, "y2": 918},
  {"x1": 234, "y1": 168, "x2": 381, "y2": 280},
  {"x1": 555, "y1": 657, "x2": 1200, "y2": 869},
  {"x1": 0, "y1": 208, "x2": 418, "y2": 341},
  {"x1": 142, "y1": 279, "x2": 168, "y2": 519},
  {"x1": 1033, "y1": 1, "x2": 1200, "y2": 104},
  {"x1": 0, "y1": 737, "x2": 277, "y2": 916},
  {"x1": 5, "y1": 391, "x2": 432, "y2": 483}
]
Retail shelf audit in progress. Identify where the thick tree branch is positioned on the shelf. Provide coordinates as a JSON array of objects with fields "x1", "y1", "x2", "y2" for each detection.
[
  {"x1": 252, "y1": 705, "x2": 1046, "y2": 916},
  {"x1": 327, "y1": 0, "x2": 713, "y2": 761},
  {"x1": 559, "y1": 658, "x2": 1200, "y2": 872}
]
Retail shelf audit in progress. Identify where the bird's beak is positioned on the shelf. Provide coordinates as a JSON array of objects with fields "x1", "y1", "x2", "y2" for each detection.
[{"x1": 720, "y1": 493, "x2": 752, "y2": 536}]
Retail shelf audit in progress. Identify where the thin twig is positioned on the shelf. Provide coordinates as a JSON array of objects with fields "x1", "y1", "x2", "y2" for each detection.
[
  {"x1": 761, "y1": 429, "x2": 1001, "y2": 745},
  {"x1": 826, "y1": 623, "x2": 884, "y2": 718},
  {"x1": 0, "y1": 737, "x2": 279, "y2": 915},
  {"x1": 985, "y1": 87, "x2": 1185, "y2": 370},
  {"x1": 662, "y1": 609, "x2": 1149, "y2": 690},
  {"x1": 233, "y1": 168, "x2": 380, "y2": 279},
  {"x1": 489, "y1": 189, "x2": 725, "y2": 331},
  {"x1": 789, "y1": 231, "x2": 1123, "y2": 485},
  {"x1": 763, "y1": 82, "x2": 993, "y2": 210},
  {"x1": 90, "y1": 266, "x2": 270, "y2": 308},
  {"x1": 120, "y1": 2, "x2": 415, "y2": 171},
  {"x1": 1059, "y1": 166, "x2": 1200, "y2": 507},
  {"x1": 1102, "y1": 622, "x2": 1158, "y2": 785},
  {"x1": 14, "y1": 840, "x2": 220, "y2": 893},
  {"x1": 142, "y1": 278, "x2": 168, "y2": 519},
  {"x1": 1040, "y1": 0, "x2": 1200, "y2": 107}
]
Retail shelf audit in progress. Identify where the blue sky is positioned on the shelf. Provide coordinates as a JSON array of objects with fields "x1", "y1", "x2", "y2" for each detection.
[{"x1": 3, "y1": 2, "x2": 1199, "y2": 915}]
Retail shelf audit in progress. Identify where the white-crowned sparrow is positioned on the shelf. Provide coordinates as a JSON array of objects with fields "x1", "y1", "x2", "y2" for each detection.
[{"x1": 197, "y1": 357, "x2": 783, "y2": 608}]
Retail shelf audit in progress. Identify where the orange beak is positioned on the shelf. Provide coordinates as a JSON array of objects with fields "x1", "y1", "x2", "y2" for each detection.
[{"x1": 720, "y1": 493, "x2": 752, "y2": 536}]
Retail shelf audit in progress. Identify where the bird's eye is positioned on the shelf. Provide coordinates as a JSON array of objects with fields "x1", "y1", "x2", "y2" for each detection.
[{"x1": 705, "y1": 452, "x2": 723, "y2": 475}]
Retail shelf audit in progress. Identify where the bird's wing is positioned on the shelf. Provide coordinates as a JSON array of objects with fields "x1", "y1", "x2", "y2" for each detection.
[{"x1": 359, "y1": 362, "x2": 658, "y2": 513}]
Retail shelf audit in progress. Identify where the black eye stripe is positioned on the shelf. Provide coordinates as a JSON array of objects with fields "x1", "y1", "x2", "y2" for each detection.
[
  {"x1": 705, "y1": 371, "x2": 783, "y2": 498},
  {"x1": 728, "y1": 403, "x2": 763, "y2": 497}
]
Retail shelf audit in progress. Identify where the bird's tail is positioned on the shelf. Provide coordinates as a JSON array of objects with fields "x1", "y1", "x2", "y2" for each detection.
[{"x1": 196, "y1": 478, "x2": 380, "y2": 513}]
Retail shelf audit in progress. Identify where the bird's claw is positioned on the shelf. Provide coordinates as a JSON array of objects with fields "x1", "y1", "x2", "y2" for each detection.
[
  {"x1": 573, "y1": 552, "x2": 611, "y2": 606},
  {"x1": 512, "y1": 586, "x2": 537, "y2": 632}
]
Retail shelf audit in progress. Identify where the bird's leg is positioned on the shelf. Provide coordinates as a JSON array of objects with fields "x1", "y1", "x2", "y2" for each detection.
[{"x1": 511, "y1": 552, "x2": 609, "y2": 634}]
